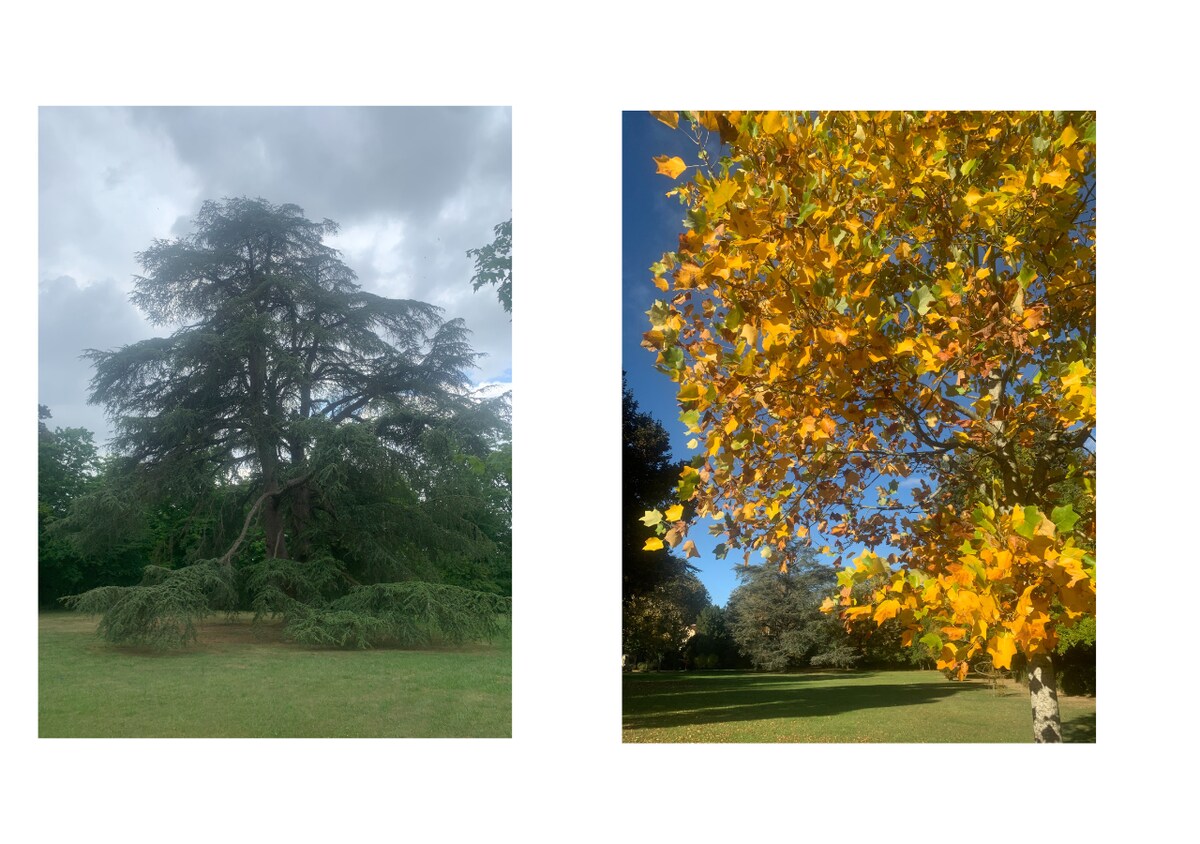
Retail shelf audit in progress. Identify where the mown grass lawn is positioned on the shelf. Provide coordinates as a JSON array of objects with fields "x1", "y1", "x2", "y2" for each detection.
[
  {"x1": 39, "y1": 612, "x2": 511, "y2": 738},
  {"x1": 623, "y1": 669, "x2": 1095, "y2": 743}
]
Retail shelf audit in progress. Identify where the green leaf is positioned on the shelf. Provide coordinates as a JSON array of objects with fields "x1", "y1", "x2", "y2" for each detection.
[
  {"x1": 713, "y1": 543, "x2": 728, "y2": 560},
  {"x1": 1014, "y1": 505, "x2": 1040, "y2": 540},
  {"x1": 726, "y1": 303, "x2": 744, "y2": 329},
  {"x1": 911, "y1": 285, "x2": 936, "y2": 316},
  {"x1": 796, "y1": 200, "x2": 819, "y2": 225},
  {"x1": 960, "y1": 157, "x2": 979, "y2": 177},
  {"x1": 919, "y1": 632, "x2": 943, "y2": 654},
  {"x1": 679, "y1": 409, "x2": 700, "y2": 431},
  {"x1": 1016, "y1": 265, "x2": 1037, "y2": 289},
  {"x1": 1051, "y1": 504, "x2": 1080, "y2": 535}
]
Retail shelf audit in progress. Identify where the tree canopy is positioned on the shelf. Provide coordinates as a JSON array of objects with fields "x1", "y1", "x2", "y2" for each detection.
[
  {"x1": 640, "y1": 111, "x2": 1095, "y2": 741},
  {"x1": 61, "y1": 197, "x2": 511, "y2": 647}
]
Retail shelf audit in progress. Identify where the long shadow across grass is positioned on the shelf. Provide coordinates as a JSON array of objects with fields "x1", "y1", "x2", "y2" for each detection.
[{"x1": 624, "y1": 670, "x2": 1002, "y2": 731}]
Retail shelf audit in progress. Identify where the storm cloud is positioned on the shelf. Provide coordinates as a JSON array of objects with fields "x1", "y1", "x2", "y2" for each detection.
[{"x1": 39, "y1": 106, "x2": 512, "y2": 444}]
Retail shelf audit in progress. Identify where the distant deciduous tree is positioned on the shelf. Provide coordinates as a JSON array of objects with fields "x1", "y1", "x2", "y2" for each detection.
[
  {"x1": 623, "y1": 573, "x2": 710, "y2": 670},
  {"x1": 467, "y1": 219, "x2": 511, "y2": 313}
]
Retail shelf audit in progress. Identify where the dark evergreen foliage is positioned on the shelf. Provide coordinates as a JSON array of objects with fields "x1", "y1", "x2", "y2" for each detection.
[
  {"x1": 63, "y1": 561, "x2": 237, "y2": 648},
  {"x1": 280, "y1": 582, "x2": 511, "y2": 649},
  {"x1": 687, "y1": 604, "x2": 745, "y2": 669},
  {"x1": 622, "y1": 377, "x2": 694, "y2": 602},
  {"x1": 725, "y1": 551, "x2": 851, "y2": 671},
  {"x1": 55, "y1": 198, "x2": 512, "y2": 648}
]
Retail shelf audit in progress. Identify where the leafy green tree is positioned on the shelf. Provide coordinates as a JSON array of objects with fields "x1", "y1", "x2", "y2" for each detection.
[
  {"x1": 623, "y1": 572, "x2": 710, "y2": 670},
  {"x1": 466, "y1": 218, "x2": 511, "y2": 312},
  {"x1": 65, "y1": 198, "x2": 511, "y2": 647},
  {"x1": 38, "y1": 406, "x2": 99, "y2": 517},
  {"x1": 38, "y1": 406, "x2": 103, "y2": 605},
  {"x1": 725, "y1": 549, "x2": 854, "y2": 671}
]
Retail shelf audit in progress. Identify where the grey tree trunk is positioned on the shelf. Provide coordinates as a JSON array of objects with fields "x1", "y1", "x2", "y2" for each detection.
[{"x1": 1027, "y1": 652, "x2": 1062, "y2": 743}]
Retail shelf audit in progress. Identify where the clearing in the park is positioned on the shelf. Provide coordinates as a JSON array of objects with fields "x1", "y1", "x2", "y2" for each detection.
[{"x1": 39, "y1": 613, "x2": 511, "y2": 738}]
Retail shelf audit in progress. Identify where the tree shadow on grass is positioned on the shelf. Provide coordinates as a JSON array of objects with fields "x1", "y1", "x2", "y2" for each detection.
[
  {"x1": 623, "y1": 670, "x2": 978, "y2": 730},
  {"x1": 1060, "y1": 709, "x2": 1096, "y2": 743}
]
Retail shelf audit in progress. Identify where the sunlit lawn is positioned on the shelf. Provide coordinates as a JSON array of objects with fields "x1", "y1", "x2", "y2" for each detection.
[
  {"x1": 39, "y1": 612, "x2": 511, "y2": 738},
  {"x1": 623, "y1": 669, "x2": 1095, "y2": 743}
]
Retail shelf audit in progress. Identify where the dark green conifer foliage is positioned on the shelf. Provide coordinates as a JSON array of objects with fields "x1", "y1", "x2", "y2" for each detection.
[
  {"x1": 62, "y1": 198, "x2": 512, "y2": 648},
  {"x1": 63, "y1": 561, "x2": 237, "y2": 649},
  {"x1": 279, "y1": 583, "x2": 511, "y2": 649}
]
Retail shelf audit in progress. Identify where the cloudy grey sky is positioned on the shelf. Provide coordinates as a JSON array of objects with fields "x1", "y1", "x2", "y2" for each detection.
[{"x1": 39, "y1": 106, "x2": 512, "y2": 444}]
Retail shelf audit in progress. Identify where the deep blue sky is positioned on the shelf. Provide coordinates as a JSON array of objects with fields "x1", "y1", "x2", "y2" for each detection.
[{"x1": 621, "y1": 112, "x2": 745, "y2": 606}]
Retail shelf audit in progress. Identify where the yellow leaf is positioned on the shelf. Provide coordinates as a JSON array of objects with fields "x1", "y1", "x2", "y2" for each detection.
[
  {"x1": 987, "y1": 633, "x2": 1018, "y2": 670},
  {"x1": 652, "y1": 275, "x2": 669, "y2": 291},
  {"x1": 1058, "y1": 124, "x2": 1078, "y2": 148},
  {"x1": 640, "y1": 510, "x2": 663, "y2": 527},
  {"x1": 665, "y1": 504, "x2": 684, "y2": 522},
  {"x1": 707, "y1": 178, "x2": 738, "y2": 211},
  {"x1": 654, "y1": 155, "x2": 687, "y2": 179},
  {"x1": 1040, "y1": 167, "x2": 1070, "y2": 189},
  {"x1": 643, "y1": 537, "x2": 664, "y2": 551},
  {"x1": 761, "y1": 111, "x2": 785, "y2": 134},
  {"x1": 650, "y1": 111, "x2": 679, "y2": 130},
  {"x1": 874, "y1": 599, "x2": 901, "y2": 625}
]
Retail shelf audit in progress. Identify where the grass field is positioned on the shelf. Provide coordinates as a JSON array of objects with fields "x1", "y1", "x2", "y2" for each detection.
[
  {"x1": 623, "y1": 669, "x2": 1096, "y2": 743},
  {"x1": 39, "y1": 612, "x2": 511, "y2": 738}
]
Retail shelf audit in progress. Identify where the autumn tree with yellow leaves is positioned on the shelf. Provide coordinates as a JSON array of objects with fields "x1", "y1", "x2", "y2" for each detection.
[{"x1": 641, "y1": 111, "x2": 1095, "y2": 742}]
